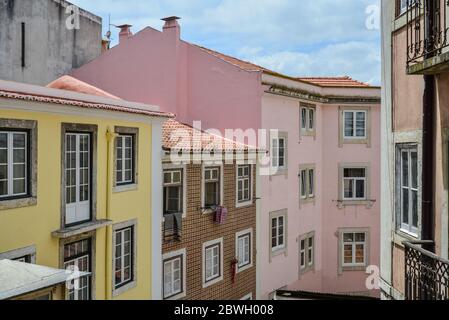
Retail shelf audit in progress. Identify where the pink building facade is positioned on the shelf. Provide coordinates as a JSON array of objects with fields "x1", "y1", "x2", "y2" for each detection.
[{"x1": 71, "y1": 18, "x2": 381, "y2": 299}]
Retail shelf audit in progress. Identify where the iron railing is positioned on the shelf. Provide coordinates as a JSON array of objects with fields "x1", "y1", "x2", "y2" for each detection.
[
  {"x1": 404, "y1": 240, "x2": 449, "y2": 300},
  {"x1": 406, "y1": 0, "x2": 449, "y2": 65}
]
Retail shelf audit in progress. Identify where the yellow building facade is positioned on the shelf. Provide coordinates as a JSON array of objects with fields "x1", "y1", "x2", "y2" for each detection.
[{"x1": 0, "y1": 80, "x2": 171, "y2": 300}]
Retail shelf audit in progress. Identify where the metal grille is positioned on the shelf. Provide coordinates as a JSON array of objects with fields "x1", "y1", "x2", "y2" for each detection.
[
  {"x1": 404, "y1": 241, "x2": 449, "y2": 300},
  {"x1": 406, "y1": 0, "x2": 449, "y2": 65}
]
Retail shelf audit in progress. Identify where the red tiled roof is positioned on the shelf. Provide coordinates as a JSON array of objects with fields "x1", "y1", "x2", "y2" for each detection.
[
  {"x1": 296, "y1": 76, "x2": 371, "y2": 88},
  {"x1": 163, "y1": 119, "x2": 259, "y2": 152},
  {"x1": 0, "y1": 87, "x2": 174, "y2": 119},
  {"x1": 194, "y1": 45, "x2": 373, "y2": 88},
  {"x1": 47, "y1": 75, "x2": 122, "y2": 99}
]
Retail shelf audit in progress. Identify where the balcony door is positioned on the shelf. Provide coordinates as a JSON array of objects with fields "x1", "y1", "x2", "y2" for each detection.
[{"x1": 65, "y1": 133, "x2": 91, "y2": 226}]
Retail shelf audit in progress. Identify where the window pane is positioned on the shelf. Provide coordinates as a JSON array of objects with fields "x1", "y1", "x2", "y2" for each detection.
[
  {"x1": 0, "y1": 133, "x2": 6, "y2": 148},
  {"x1": 344, "y1": 179, "x2": 353, "y2": 198},
  {"x1": 344, "y1": 112, "x2": 354, "y2": 137},
  {"x1": 205, "y1": 182, "x2": 218, "y2": 206},
  {"x1": 344, "y1": 168, "x2": 365, "y2": 178},
  {"x1": 402, "y1": 151, "x2": 409, "y2": 187},
  {"x1": 344, "y1": 244, "x2": 353, "y2": 263},
  {"x1": 356, "y1": 112, "x2": 366, "y2": 137},
  {"x1": 308, "y1": 109, "x2": 314, "y2": 129},
  {"x1": 355, "y1": 180, "x2": 365, "y2": 198},
  {"x1": 0, "y1": 181, "x2": 7, "y2": 196},
  {"x1": 13, "y1": 149, "x2": 25, "y2": 163},
  {"x1": 402, "y1": 189, "x2": 409, "y2": 224},
  {"x1": 13, "y1": 164, "x2": 25, "y2": 179},
  {"x1": 308, "y1": 170, "x2": 314, "y2": 195},
  {"x1": 301, "y1": 171, "x2": 307, "y2": 197},
  {"x1": 411, "y1": 151, "x2": 418, "y2": 189},
  {"x1": 13, "y1": 179, "x2": 25, "y2": 194},
  {"x1": 0, "y1": 164, "x2": 7, "y2": 180},
  {"x1": 343, "y1": 233, "x2": 354, "y2": 242},
  {"x1": 412, "y1": 190, "x2": 418, "y2": 228},
  {"x1": 13, "y1": 133, "x2": 25, "y2": 148},
  {"x1": 301, "y1": 108, "x2": 307, "y2": 129},
  {"x1": 0, "y1": 149, "x2": 6, "y2": 164},
  {"x1": 355, "y1": 244, "x2": 365, "y2": 263},
  {"x1": 164, "y1": 172, "x2": 171, "y2": 184}
]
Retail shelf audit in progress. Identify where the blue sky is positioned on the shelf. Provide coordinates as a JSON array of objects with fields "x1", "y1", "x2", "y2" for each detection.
[{"x1": 71, "y1": 0, "x2": 381, "y2": 85}]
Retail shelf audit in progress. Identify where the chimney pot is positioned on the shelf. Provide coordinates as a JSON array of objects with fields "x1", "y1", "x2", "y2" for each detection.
[{"x1": 162, "y1": 16, "x2": 181, "y2": 40}]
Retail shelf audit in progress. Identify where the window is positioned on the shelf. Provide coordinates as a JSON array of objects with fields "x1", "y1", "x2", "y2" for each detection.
[
  {"x1": 236, "y1": 165, "x2": 252, "y2": 206},
  {"x1": 241, "y1": 293, "x2": 253, "y2": 300},
  {"x1": 0, "y1": 131, "x2": 29, "y2": 199},
  {"x1": 236, "y1": 229, "x2": 253, "y2": 272},
  {"x1": 343, "y1": 168, "x2": 367, "y2": 200},
  {"x1": 203, "y1": 167, "x2": 221, "y2": 209},
  {"x1": 64, "y1": 239, "x2": 91, "y2": 300},
  {"x1": 116, "y1": 134, "x2": 134, "y2": 185},
  {"x1": 272, "y1": 137, "x2": 286, "y2": 170},
  {"x1": 399, "y1": 0, "x2": 416, "y2": 15},
  {"x1": 342, "y1": 232, "x2": 367, "y2": 267},
  {"x1": 65, "y1": 133, "x2": 91, "y2": 225},
  {"x1": 398, "y1": 146, "x2": 419, "y2": 236},
  {"x1": 271, "y1": 216, "x2": 285, "y2": 252},
  {"x1": 163, "y1": 255, "x2": 183, "y2": 299},
  {"x1": 301, "y1": 105, "x2": 316, "y2": 134},
  {"x1": 203, "y1": 238, "x2": 223, "y2": 287},
  {"x1": 300, "y1": 232, "x2": 315, "y2": 274},
  {"x1": 114, "y1": 227, "x2": 134, "y2": 289},
  {"x1": 14, "y1": 255, "x2": 32, "y2": 263},
  {"x1": 0, "y1": 245, "x2": 36, "y2": 263},
  {"x1": 164, "y1": 169, "x2": 183, "y2": 214},
  {"x1": 299, "y1": 166, "x2": 315, "y2": 201},
  {"x1": 344, "y1": 111, "x2": 366, "y2": 139}
]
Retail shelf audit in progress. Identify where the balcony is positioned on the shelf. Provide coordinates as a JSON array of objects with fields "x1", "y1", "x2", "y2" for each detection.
[
  {"x1": 406, "y1": 0, "x2": 449, "y2": 74},
  {"x1": 404, "y1": 241, "x2": 449, "y2": 300}
]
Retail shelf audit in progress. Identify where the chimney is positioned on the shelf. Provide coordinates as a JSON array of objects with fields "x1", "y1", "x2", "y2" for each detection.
[
  {"x1": 117, "y1": 24, "x2": 133, "y2": 43},
  {"x1": 162, "y1": 16, "x2": 181, "y2": 40}
]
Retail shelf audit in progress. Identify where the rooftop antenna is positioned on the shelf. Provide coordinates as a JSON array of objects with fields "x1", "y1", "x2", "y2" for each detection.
[{"x1": 105, "y1": 14, "x2": 117, "y2": 41}]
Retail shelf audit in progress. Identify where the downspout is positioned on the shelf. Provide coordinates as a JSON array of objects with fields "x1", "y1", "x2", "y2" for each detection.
[
  {"x1": 421, "y1": 1, "x2": 436, "y2": 252},
  {"x1": 105, "y1": 127, "x2": 117, "y2": 299}
]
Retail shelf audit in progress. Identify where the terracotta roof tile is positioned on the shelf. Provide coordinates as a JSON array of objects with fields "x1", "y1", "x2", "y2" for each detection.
[
  {"x1": 193, "y1": 45, "x2": 373, "y2": 88},
  {"x1": 297, "y1": 76, "x2": 371, "y2": 88},
  {"x1": 47, "y1": 75, "x2": 122, "y2": 99},
  {"x1": 163, "y1": 119, "x2": 259, "y2": 152}
]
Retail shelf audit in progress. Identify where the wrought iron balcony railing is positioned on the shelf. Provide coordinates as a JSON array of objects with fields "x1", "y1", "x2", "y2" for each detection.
[
  {"x1": 406, "y1": 0, "x2": 449, "y2": 65},
  {"x1": 404, "y1": 240, "x2": 449, "y2": 300}
]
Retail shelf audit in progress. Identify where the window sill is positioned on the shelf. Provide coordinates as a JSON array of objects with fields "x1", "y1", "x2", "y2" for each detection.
[
  {"x1": 301, "y1": 130, "x2": 316, "y2": 137},
  {"x1": 336, "y1": 200, "x2": 375, "y2": 209},
  {"x1": 270, "y1": 248, "x2": 287, "y2": 261},
  {"x1": 164, "y1": 291, "x2": 186, "y2": 301},
  {"x1": 0, "y1": 197, "x2": 37, "y2": 211},
  {"x1": 52, "y1": 219, "x2": 113, "y2": 239},
  {"x1": 112, "y1": 280, "x2": 137, "y2": 298},
  {"x1": 236, "y1": 200, "x2": 253, "y2": 209},
  {"x1": 341, "y1": 138, "x2": 370, "y2": 146},
  {"x1": 270, "y1": 168, "x2": 288, "y2": 177},
  {"x1": 202, "y1": 275, "x2": 223, "y2": 289},
  {"x1": 300, "y1": 197, "x2": 316, "y2": 206},
  {"x1": 237, "y1": 263, "x2": 254, "y2": 274},
  {"x1": 113, "y1": 183, "x2": 138, "y2": 194},
  {"x1": 393, "y1": 230, "x2": 420, "y2": 248},
  {"x1": 341, "y1": 265, "x2": 367, "y2": 272}
]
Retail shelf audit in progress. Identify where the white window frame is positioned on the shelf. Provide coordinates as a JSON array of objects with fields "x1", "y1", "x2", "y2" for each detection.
[
  {"x1": 112, "y1": 219, "x2": 137, "y2": 297},
  {"x1": 0, "y1": 131, "x2": 28, "y2": 199},
  {"x1": 271, "y1": 215, "x2": 286, "y2": 252},
  {"x1": 236, "y1": 164, "x2": 253, "y2": 208},
  {"x1": 343, "y1": 110, "x2": 367, "y2": 140},
  {"x1": 341, "y1": 232, "x2": 368, "y2": 268},
  {"x1": 299, "y1": 232, "x2": 315, "y2": 274},
  {"x1": 163, "y1": 164, "x2": 187, "y2": 218},
  {"x1": 115, "y1": 134, "x2": 134, "y2": 186},
  {"x1": 162, "y1": 249, "x2": 186, "y2": 300},
  {"x1": 299, "y1": 165, "x2": 316, "y2": 202},
  {"x1": 271, "y1": 137, "x2": 287, "y2": 170},
  {"x1": 398, "y1": 145, "x2": 420, "y2": 237},
  {"x1": 202, "y1": 238, "x2": 223, "y2": 288},
  {"x1": 240, "y1": 293, "x2": 253, "y2": 300},
  {"x1": 114, "y1": 227, "x2": 134, "y2": 288},
  {"x1": 65, "y1": 133, "x2": 91, "y2": 226},
  {"x1": 300, "y1": 105, "x2": 316, "y2": 134},
  {"x1": 201, "y1": 164, "x2": 224, "y2": 214},
  {"x1": 235, "y1": 228, "x2": 253, "y2": 273},
  {"x1": 342, "y1": 168, "x2": 367, "y2": 201}
]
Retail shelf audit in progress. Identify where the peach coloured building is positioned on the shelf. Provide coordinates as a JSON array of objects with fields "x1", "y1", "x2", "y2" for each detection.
[{"x1": 70, "y1": 17, "x2": 381, "y2": 298}]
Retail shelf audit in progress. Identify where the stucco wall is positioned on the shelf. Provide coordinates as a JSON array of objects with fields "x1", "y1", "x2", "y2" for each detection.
[
  {"x1": 0, "y1": 102, "x2": 154, "y2": 300},
  {"x1": 0, "y1": 0, "x2": 102, "y2": 86}
]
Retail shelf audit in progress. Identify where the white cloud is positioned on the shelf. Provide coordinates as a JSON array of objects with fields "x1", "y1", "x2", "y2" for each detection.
[{"x1": 69, "y1": 0, "x2": 381, "y2": 84}]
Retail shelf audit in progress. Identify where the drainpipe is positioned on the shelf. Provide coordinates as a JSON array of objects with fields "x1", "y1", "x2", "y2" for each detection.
[
  {"x1": 105, "y1": 128, "x2": 117, "y2": 299},
  {"x1": 421, "y1": 1, "x2": 436, "y2": 252}
]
